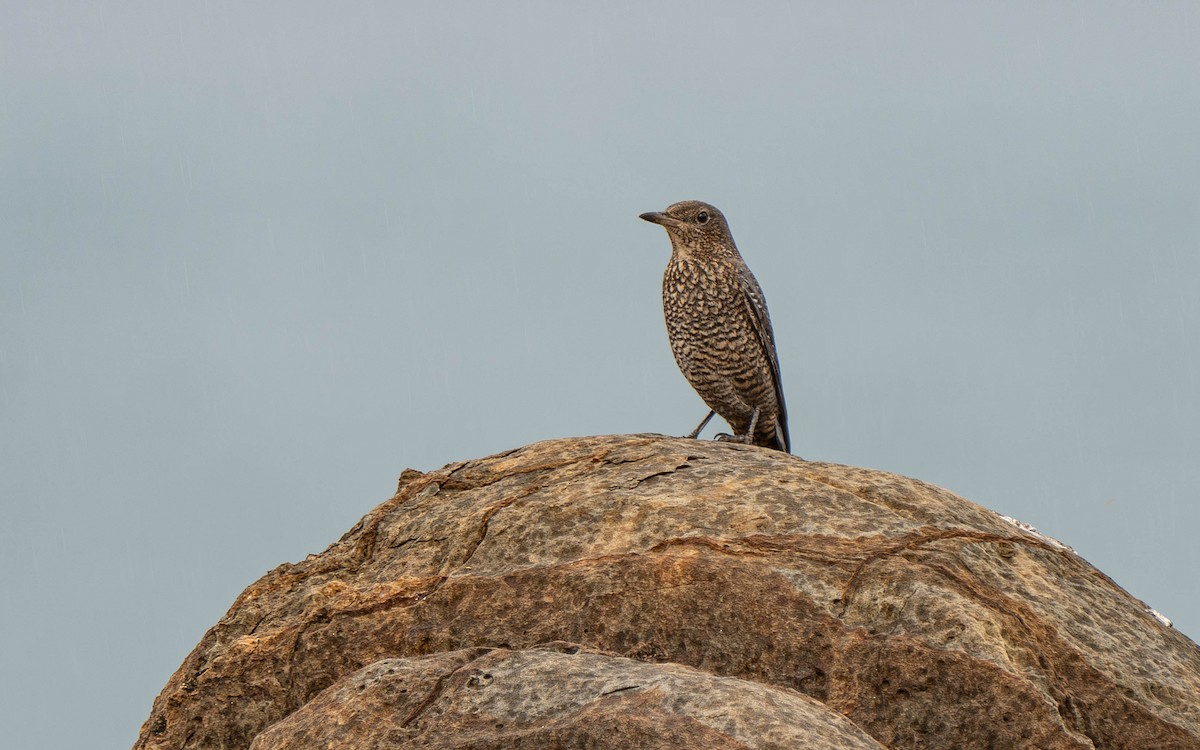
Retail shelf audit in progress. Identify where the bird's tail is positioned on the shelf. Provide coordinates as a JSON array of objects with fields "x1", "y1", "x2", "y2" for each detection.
[{"x1": 756, "y1": 419, "x2": 790, "y2": 453}]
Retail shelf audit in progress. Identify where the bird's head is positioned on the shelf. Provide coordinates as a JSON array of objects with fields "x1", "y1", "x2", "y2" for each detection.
[{"x1": 639, "y1": 200, "x2": 735, "y2": 255}]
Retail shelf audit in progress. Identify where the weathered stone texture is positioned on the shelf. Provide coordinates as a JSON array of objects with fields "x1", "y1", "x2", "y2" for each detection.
[
  {"x1": 135, "y1": 434, "x2": 1200, "y2": 749},
  {"x1": 249, "y1": 647, "x2": 886, "y2": 750}
]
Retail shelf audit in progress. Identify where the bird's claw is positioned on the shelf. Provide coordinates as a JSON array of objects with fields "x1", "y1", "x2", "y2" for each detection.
[{"x1": 714, "y1": 432, "x2": 752, "y2": 444}]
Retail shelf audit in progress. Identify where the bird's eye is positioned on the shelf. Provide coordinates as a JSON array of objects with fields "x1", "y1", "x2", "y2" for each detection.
[{"x1": 696, "y1": 211, "x2": 709, "y2": 224}]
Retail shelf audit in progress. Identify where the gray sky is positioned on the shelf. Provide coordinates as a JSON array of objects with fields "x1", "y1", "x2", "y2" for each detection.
[{"x1": 2, "y1": 3, "x2": 1198, "y2": 748}]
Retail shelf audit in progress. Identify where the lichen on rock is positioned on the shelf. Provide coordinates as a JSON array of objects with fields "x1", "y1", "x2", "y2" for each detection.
[{"x1": 135, "y1": 434, "x2": 1200, "y2": 749}]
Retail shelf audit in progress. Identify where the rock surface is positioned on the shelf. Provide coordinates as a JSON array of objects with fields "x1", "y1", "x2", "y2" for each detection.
[
  {"x1": 249, "y1": 646, "x2": 886, "y2": 750},
  {"x1": 135, "y1": 434, "x2": 1200, "y2": 749}
]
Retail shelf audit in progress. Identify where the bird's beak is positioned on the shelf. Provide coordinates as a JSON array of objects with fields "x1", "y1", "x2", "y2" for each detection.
[{"x1": 639, "y1": 211, "x2": 680, "y2": 228}]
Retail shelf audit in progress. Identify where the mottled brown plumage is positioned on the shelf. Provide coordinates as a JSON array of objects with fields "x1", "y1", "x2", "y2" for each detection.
[{"x1": 640, "y1": 201, "x2": 790, "y2": 453}]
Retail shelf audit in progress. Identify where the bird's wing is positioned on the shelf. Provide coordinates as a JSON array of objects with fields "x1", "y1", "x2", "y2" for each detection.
[{"x1": 739, "y1": 266, "x2": 790, "y2": 453}]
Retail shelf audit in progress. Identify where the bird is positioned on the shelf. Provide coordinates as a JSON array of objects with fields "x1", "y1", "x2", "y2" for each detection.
[{"x1": 640, "y1": 201, "x2": 790, "y2": 453}]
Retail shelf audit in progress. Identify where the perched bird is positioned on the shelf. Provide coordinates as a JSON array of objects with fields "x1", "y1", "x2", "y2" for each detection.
[{"x1": 640, "y1": 201, "x2": 790, "y2": 453}]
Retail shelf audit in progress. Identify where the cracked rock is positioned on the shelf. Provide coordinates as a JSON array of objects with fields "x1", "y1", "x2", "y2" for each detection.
[
  {"x1": 135, "y1": 434, "x2": 1200, "y2": 750},
  {"x1": 249, "y1": 648, "x2": 886, "y2": 749}
]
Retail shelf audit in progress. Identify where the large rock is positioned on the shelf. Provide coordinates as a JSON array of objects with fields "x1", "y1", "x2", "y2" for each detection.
[
  {"x1": 249, "y1": 646, "x2": 886, "y2": 749},
  {"x1": 135, "y1": 434, "x2": 1200, "y2": 749}
]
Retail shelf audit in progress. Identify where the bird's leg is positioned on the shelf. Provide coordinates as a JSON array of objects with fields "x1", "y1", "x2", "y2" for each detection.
[
  {"x1": 743, "y1": 406, "x2": 760, "y2": 444},
  {"x1": 686, "y1": 410, "x2": 716, "y2": 439},
  {"x1": 715, "y1": 407, "x2": 760, "y2": 445}
]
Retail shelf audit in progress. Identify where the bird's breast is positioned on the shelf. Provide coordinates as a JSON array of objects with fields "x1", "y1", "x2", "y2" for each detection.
[{"x1": 661, "y1": 256, "x2": 758, "y2": 365}]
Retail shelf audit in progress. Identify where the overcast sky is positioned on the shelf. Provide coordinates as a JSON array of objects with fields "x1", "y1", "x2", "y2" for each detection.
[{"x1": 2, "y1": 3, "x2": 1198, "y2": 748}]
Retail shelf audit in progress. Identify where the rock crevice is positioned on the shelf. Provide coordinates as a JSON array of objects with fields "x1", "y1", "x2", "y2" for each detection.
[{"x1": 135, "y1": 434, "x2": 1200, "y2": 749}]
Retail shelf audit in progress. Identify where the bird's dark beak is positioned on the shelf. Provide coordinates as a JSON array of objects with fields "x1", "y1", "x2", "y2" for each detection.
[{"x1": 640, "y1": 211, "x2": 679, "y2": 227}]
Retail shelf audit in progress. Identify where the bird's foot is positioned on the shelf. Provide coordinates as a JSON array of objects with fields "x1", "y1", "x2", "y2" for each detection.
[
  {"x1": 714, "y1": 432, "x2": 753, "y2": 444},
  {"x1": 686, "y1": 410, "x2": 716, "y2": 439}
]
